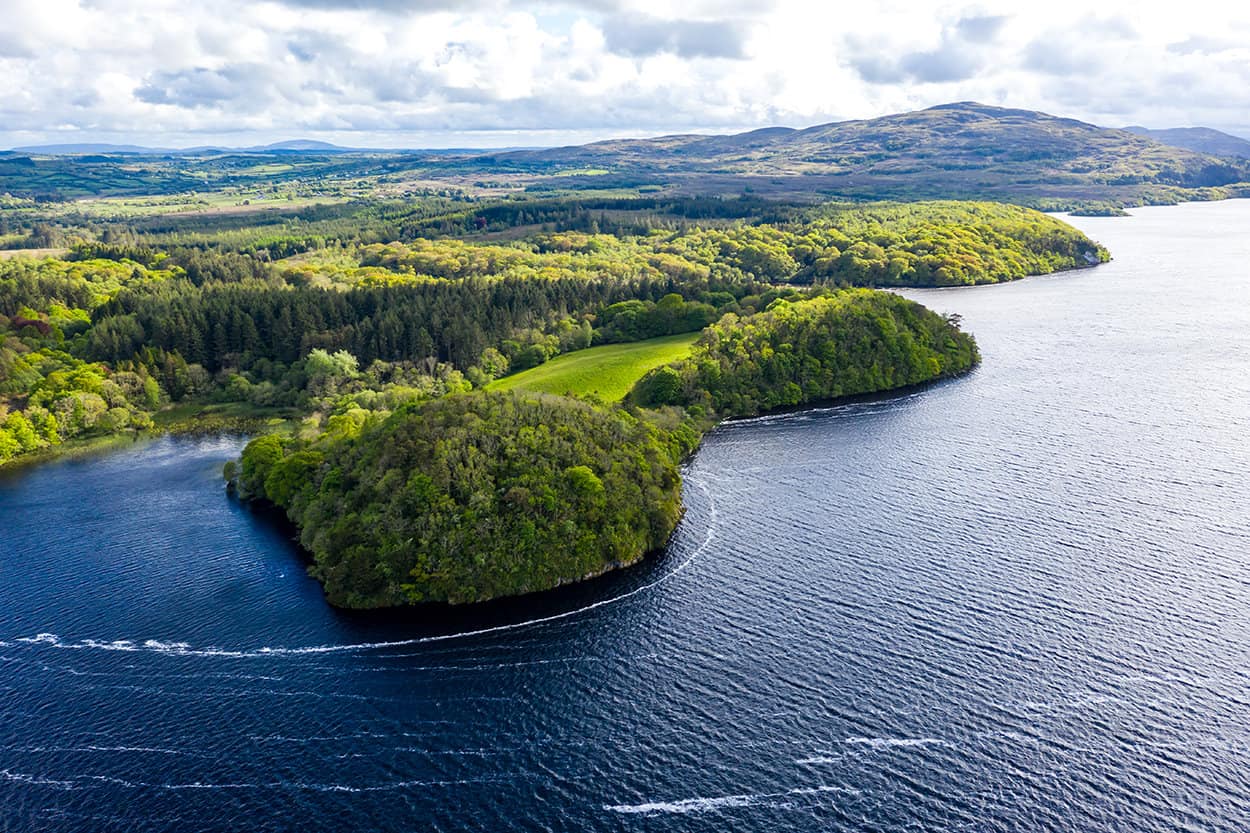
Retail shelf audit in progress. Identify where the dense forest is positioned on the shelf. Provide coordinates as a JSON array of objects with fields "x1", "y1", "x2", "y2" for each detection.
[
  {"x1": 0, "y1": 197, "x2": 1099, "y2": 468},
  {"x1": 631, "y1": 291, "x2": 979, "y2": 416},
  {"x1": 0, "y1": 257, "x2": 177, "y2": 462},
  {"x1": 232, "y1": 393, "x2": 687, "y2": 606},
  {"x1": 273, "y1": 200, "x2": 1107, "y2": 289}
]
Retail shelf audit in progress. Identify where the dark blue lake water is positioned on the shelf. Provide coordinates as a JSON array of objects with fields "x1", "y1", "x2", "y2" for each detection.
[{"x1": 3, "y1": 202, "x2": 1250, "y2": 831}]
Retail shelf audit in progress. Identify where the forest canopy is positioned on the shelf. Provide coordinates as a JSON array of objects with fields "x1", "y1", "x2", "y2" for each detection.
[
  {"x1": 233, "y1": 392, "x2": 685, "y2": 606},
  {"x1": 631, "y1": 290, "x2": 979, "y2": 416}
]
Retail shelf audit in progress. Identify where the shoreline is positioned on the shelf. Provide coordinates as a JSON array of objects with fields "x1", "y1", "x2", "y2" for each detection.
[
  {"x1": 0, "y1": 403, "x2": 297, "y2": 476},
  {"x1": 234, "y1": 356, "x2": 980, "y2": 614},
  {"x1": 0, "y1": 431, "x2": 151, "y2": 476}
]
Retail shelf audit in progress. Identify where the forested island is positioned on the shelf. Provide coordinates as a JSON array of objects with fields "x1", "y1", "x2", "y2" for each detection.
[{"x1": 0, "y1": 189, "x2": 1099, "y2": 605}]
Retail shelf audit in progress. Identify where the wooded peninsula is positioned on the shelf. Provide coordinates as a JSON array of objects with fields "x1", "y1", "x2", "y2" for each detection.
[{"x1": 1, "y1": 192, "x2": 1103, "y2": 605}]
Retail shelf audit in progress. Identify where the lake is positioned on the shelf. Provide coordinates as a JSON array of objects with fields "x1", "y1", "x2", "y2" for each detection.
[{"x1": 2, "y1": 201, "x2": 1249, "y2": 831}]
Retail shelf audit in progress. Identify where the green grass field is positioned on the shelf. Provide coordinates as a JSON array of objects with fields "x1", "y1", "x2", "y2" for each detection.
[
  {"x1": 0, "y1": 247, "x2": 68, "y2": 260},
  {"x1": 487, "y1": 332, "x2": 700, "y2": 402}
]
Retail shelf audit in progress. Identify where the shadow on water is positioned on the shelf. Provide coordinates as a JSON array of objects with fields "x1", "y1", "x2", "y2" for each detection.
[
  {"x1": 713, "y1": 370, "x2": 976, "y2": 427},
  {"x1": 236, "y1": 487, "x2": 689, "y2": 642}
]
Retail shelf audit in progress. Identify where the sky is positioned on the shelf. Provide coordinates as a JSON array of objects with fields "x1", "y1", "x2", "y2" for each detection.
[{"x1": 3, "y1": 0, "x2": 1250, "y2": 149}]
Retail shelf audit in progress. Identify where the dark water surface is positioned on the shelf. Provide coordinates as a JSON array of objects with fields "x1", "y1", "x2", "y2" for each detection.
[{"x1": 3, "y1": 202, "x2": 1250, "y2": 831}]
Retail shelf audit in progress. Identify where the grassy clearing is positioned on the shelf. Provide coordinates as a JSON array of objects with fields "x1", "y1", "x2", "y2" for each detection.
[
  {"x1": 487, "y1": 332, "x2": 700, "y2": 402},
  {"x1": 60, "y1": 192, "x2": 348, "y2": 219},
  {"x1": 550, "y1": 168, "x2": 612, "y2": 177},
  {"x1": 153, "y1": 401, "x2": 301, "y2": 433},
  {"x1": 0, "y1": 248, "x2": 68, "y2": 260}
]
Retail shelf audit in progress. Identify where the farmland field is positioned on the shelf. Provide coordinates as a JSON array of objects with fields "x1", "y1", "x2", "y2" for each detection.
[{"x1": 487, "y1": 332, "x2": 700, "y2": 401}]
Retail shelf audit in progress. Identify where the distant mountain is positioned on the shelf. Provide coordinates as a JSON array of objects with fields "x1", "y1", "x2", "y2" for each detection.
[
  {"x1": 6, "y1": 140, "x2": 531, "y2": 158},
  {"x1": 12, "y1": 142, "x2": 174, "y2": 155},
  {"x1": 260, "y1": 139, "x2": 345, "y2": 152},
  {"x1": 1123, "y1": 126, "x2": 1250, "y2": 159},
  {"x1": 11, "y1": 139, "x2": 378, "y2": 155},
  {"x1": 6, "y1": 104, "x2": 1250, "y2": 205},
  {"x1": 493, "y1": 102, "x2": 1250, "y2": 202}
]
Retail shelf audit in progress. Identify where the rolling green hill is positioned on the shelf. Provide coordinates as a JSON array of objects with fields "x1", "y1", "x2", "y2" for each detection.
[{"x1": 487, "y1": 333, "x2": 700, "y2": 402}]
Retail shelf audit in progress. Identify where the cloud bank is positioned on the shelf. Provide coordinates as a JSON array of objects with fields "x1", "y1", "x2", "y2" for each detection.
[{"x1": 2, "y1": 0, "x2": 1249, "y2": 148}]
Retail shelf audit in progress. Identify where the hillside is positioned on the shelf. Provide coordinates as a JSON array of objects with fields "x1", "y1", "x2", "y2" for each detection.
[
  {"x1": 489, "y1": 103, "x2": 1250, "y2": 204},
  {"x1": 1123, "y1": 126, "x2": 1250, "y2": 159},
  {"x1": 4, "y1": 104, "x2": 1248, "y2": 206}
]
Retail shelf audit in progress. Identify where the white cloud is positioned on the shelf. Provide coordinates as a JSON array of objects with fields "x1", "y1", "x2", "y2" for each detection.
[{"x1": 2, "y1": 0, "x2": 1250, "y2": 148}]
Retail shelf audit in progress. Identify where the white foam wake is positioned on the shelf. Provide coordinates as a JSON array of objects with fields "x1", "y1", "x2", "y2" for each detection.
[
  {"x1": 846, "y1": 736, "x2": 948, "y2": 750},
  {"x1": 9, "y1": 745, "x2": 206, "y2": 758},
  {"x1": 845, "y1": 736, "x2": 948, "y2": 749},
  {"x1": 606, "y1": 785, "x2": 849, "y2": 815},
  {"x1": 1, "y1": 768, "x2": 78, "y2": 791},
  {"x1": 73, "y1": 773, "x2": 516, "y2": 792},
  {"x1": 8, "y1": 766, "x2": 535, "y2": 794},
  {"x1": 7, "y1": 477, "x2": 717, "y2": 659}
]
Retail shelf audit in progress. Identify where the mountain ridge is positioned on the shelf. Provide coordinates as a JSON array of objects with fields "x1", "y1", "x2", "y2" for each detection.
[
  {"x1": 482, "y1": 102, "x2": 1250, "y2": 204},
  {"x1": 1122, "y1": 126, "x2": 1250, "y2": 159},
  {"x1": 5, "y1": 103, "x2": 1250, "y2": 206}
]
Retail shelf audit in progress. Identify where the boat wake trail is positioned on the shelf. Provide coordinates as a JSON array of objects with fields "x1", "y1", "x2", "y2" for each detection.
[
  {"x1": 606, "y1": 785, "x2": 854, "y2": 816},
  {"x1": 5, "y1": 477, "x2": 718, "y2": 659}
]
